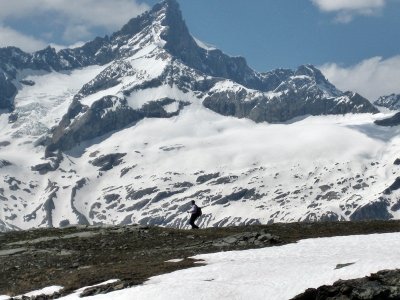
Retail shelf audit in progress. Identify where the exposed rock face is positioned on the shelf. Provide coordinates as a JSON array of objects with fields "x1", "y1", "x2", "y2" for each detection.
[
  {"x1": 384, "y1": 177, "x2": 400, "y2": 195},
  {"x1": 91, "y1": 153, "x2": 127, "y2": 172},
  {"x1": 0, "y1": 69, "x2": 17, "y2": 110},
  {"x1": 31, "y1": 151, "x2": 63, "y2": 174},
  {"x1": 203, "y1": 72, "x2": 378, "y2": 123},
  {"x1": 0, "y1": 160, "x2": 12, "y2": 168},
  {"x1": 350, "y1": 199, "x2": 393, "y2": 221},
  {"x1": 375, "y1": 93, "x2": 400, "y2": 110},
  {"x1": 292, "y1": 269, "x2": 400, "y2": 300},
  {"x1": 46, "y1": 97, "x2": 189, "y2": 151},
  {"x1": 375, "y1": 112, "x2": 400, "y2": 127},
  {"x1": 212, "y1": 230, "x2": 281, "y2": 247}
]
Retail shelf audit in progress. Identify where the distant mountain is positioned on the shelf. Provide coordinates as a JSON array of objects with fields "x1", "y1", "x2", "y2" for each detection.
[
  {"x1": 374, "y1": 93, "x2": 400, "y2": 111},
  {"x1": 1, "y1": 0, "x2": 397, "y2": 232},
  {"x1": 0, "y1": 0, "x2": 377, "y2": 119}
]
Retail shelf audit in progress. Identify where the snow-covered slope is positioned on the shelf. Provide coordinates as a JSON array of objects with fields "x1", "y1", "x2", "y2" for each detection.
[
  {"x1": 0, "y1": 0, "x2": 398, "y2": 231},
  {"x1": 375, "y1": 93, "x2": 400, "y2": 111}
]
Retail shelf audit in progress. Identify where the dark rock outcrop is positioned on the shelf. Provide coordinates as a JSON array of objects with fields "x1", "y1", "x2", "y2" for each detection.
[
  {"x1": 374, "y1": 112, "x2": 400, "y2": 127},
  {"x1": 292, "y1": 269, "x2": 400, "y2": 300},
  {"x1": 46, "y1": 97, "x2": 189, "y2": 151},
  {"x1": 31, "y1": 151, "x2": 63, "y2": 174},
  {"x1": 203, "y1": 75, "x2": 378, "y2": 123},
  {"x1": 375, "y1": 93, "x2": 400, "y2": 110},
  {"x1": 383, "y1": 177, "x2": 400, "y2": 195},
  {"x1": 0, "y1": 160, "x2": 12, "y2": 168},
  {"x1": 196, "y1": 173, "x2": 220, "y2": 184},
  {"x1": 91, "y1": 153, "x2": 126, "y2": 172},
  {"x1": 350, "y1": 199, "x2": 393, "y2": 221},
  {"x1": 212, "y1": 230, "x2": 281, "y2": 247},
  {"x1": 70, "y1": 179, "x2": 90, "y2": 225},
  {"x1": 213, "y1": 188, "x2": 259, "y2": 205}
]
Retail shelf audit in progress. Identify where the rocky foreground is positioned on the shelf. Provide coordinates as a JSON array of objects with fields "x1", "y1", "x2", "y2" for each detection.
[
  {"x1": 1, "y1": 220, "x2": 400, "y2": 299},
  {"x1": 293, "y1": 269, "x2": 400, "y2": 300}
]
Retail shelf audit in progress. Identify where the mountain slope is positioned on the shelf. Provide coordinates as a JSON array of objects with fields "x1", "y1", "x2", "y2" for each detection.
[
  {"x1": 0, "y1": 0, "x2": 398, "y2": 231},
  {"x1": 375, "y1": 93, "x2": 400, "y2": 110}
]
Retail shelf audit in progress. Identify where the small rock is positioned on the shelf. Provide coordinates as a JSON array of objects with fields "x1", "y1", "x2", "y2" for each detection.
[{"x1": 222, "y1": 237, "x2": 238, "y2": 244}]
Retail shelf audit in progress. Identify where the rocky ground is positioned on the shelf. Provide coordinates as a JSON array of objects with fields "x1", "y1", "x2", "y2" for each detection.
[
  {"x1": 1, "y1": 220, "x2": 400, "y2": 299},
  {"x1": 292, "y1": 269, "x2": 400, "y2": 300}
]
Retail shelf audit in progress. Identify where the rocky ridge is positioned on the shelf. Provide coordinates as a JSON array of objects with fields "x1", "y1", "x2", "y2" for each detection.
[{"x1": 375, "y1": 93, "x2": 400, "y2": 111}]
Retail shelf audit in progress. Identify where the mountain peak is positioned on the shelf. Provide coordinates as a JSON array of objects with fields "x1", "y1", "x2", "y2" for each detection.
[
  {"x1": 162, "y1": 0, "x2": 180, "y2": 9},
  {"x1": 115, "y1": 0, "x2": 186, "y2": 43},
  {"x1": 151, "y1": 0, "x2": 181, "y2": 17}
]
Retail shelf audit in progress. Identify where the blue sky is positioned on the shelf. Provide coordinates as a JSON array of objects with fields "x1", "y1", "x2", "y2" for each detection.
[
  {"x1": 177, "y1": 0, "x2": 400, "y2": 71},
  {"x1": 0, "y1": 0, "x2": 399, "y2": 99}
]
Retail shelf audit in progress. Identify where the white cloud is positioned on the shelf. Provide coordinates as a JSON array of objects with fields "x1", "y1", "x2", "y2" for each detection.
[
  {"x1": 62, "y1": 24, "x2": 92, "y2": 43},
  {"x1": 0, "y1": 0, "x2": 149, "y2": 29},
  {"x1": 0, "y1": 0, "x2": 149, "y2": 44},
  {"x1": 320, "y1": 56, "x2": 400, "y2": 100},
  {"x1": 311, "y1": 0, "x2": 386, "y2": 23},
  {"x1": 0, "y1": 26, "x2": 47, "y2": 52}
]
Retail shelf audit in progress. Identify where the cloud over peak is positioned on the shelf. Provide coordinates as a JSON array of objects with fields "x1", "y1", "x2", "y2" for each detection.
[
  {"x1": 0, "y1": 0, "x2": 149, "y2": 50},
  {"x1": 311, "y1": 0, "x2": 386, "y2": 23},
  {"x1": 320, "y1": 55, "x2": 400, "y2": 101},
  {"x1": 0, "y1": 26, "x2": 47, "y2": 52}
]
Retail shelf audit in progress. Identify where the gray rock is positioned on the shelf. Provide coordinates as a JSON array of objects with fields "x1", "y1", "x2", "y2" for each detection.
[
  {"x1": 222, "y1": 237, "x2": 238, "y2": 244},
  {"x1": 91, "y1": 153, "x2": 126, "y2": 172},
  {"x1": 383, "y1": 177, "x2": 400, "y2": 195},
  {"x1": 104, "y1": 194, "x2": 120, "y2": 204},
  {"x1": 350, "y1": 199, "x2": 393, "y2": 221},
  {"x1": 151, "y1": 189, "x2": 185, "y2": 203},
  {"x1": 319, "y1": 212, "x2": 344, "y2": 222},
  {"x1": 196, "y1": 173, "x2": 220, "y2": 184},
  {"x1": 292, "y1": 269, "x2": 400, "y2": 300},
  {"x1": 316, "y1": 191, "x2": 340, "y2": 201},
  {"x1": 46, "y1": 97, "x2": 189, "y2": 152},
  {"x1": 126, "y1": 187, "x2": 158, "y2": 201},
  {"x1": 0, "y1": 141, "x2": 10, "y2": 147},
  {"x1": 213, "y1": 188, "x2": 259, "y2": 205},
  {"x1": 70, "y1": 178, "x2": 90, "y2": 226},
  {"x1": 203, "y1": 72, "x2": 378, "y2": 123},
  {"x1": 0, "y1": 159, "x2": 12, "y2": 168},
  {"x1": 173, "y1": 182, "x2": 194, "y2": 189},
  {"x1": 375, "y1": 112, "x2": 400, "y2": 127},
  {"x1": 19, "y1": 79, "x2": 35, "y2": 86},
  {"x1": 375, "y1": 93, "x2": 400, "y2": 110},
  {"x1": 209, "y1": 175, "x2": 239, "y2": 185}
]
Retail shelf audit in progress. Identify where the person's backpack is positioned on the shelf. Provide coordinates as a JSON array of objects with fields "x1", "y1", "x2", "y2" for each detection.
[{"x1": 196, "y1": 206, "x2": 203, "y2": 216}]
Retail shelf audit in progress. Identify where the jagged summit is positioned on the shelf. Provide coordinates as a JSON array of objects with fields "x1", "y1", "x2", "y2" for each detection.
[
  {"x1": 0, "y1": 0, "x2": 376, "y2": 111},
  {"x1": 374, "y1": 93, "x2": 400, "y2": 110}
]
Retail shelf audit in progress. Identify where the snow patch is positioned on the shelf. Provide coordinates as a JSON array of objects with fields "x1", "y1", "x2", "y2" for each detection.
[{"x1": 193, "y1": 37, "x2": 216, "y2": 51}]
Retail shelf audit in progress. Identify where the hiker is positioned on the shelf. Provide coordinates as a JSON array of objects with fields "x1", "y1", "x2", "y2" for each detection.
[{"x1": 187, "y1": 200, "x2": 201, "y2": 229}]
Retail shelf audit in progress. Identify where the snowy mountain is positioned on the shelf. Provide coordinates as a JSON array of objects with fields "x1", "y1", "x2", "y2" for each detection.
[
  {"x1": 375, "y1": 93, "x2": 400, "y2": 111},
  {"x1": 0, "y1": 0, "x2": 399, "y2": 231}
]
